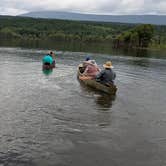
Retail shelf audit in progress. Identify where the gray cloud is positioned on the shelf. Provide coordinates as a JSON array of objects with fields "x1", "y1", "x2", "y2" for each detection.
[{"x1": 0, "y1": 0, "x2": 166, "y2": 15}]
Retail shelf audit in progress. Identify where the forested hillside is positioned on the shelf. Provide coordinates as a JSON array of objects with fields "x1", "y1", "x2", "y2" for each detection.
[{"x1": 0, "y1": 16, "x2": 166, "y2": 48}]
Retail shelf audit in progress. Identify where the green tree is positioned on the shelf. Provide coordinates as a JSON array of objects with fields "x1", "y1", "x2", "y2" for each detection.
[
  {"x1": 135, "y1": 24, "x2": 154, "y2": 47},
  {"x1": 0, "y1": 27, "x2": 21, "y2": 39}
]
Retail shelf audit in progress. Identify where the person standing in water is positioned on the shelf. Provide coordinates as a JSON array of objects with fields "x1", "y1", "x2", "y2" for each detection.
[
  {"x1": 49, "y1": 51, "x2": 56, "y2": 68},
  {"x1": 42, "y1": 54, "x2": 53, "y2": 66},
  {"x1": 42, "y1": 52, "x2": 56, "y2": 69}
]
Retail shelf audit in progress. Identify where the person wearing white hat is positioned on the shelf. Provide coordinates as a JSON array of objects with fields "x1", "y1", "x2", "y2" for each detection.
[{"x1": 96, "y1": 61, "x2": 116, "y2": 85}]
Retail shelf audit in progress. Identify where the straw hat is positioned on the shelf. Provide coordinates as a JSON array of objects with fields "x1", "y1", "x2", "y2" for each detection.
[{"x1": 103, "y1": 61, "x2": 114, "y2": 69}]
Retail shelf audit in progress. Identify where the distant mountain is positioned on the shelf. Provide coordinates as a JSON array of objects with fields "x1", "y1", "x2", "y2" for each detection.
[{"x1": 19, "y1": 11, "x2": 166, "y2": 25}]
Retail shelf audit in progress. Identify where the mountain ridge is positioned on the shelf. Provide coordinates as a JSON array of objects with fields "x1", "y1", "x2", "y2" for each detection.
[{"x1": 19, "y1": 11, "x2": 166, "y2": 25}]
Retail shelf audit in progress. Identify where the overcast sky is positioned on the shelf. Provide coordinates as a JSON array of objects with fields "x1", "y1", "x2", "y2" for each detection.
[{"x1": 0, "y1": 0, "x2": 166, "y2": 15}]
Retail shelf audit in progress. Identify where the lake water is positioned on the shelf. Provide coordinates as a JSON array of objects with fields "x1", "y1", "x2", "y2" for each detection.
[{"x1": 0, "y1": 44, "x2": 166, "y2": 166}]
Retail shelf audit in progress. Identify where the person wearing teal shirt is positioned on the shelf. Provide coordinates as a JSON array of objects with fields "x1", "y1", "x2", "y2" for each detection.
[{"x1": 42, "y1": 54, "x2": 53, "y2": 65}]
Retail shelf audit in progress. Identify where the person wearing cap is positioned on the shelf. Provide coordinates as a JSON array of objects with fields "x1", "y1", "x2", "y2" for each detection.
[
  {"x1": 96, "y1": 61, "x2": 116, "y2": 85},
  {"x1": 85, "y1": 56, "x2": 90, "y2": 61},
  {"x1": 84, "y1": 57, "x2": 97, "y2": 65},
  {"x1": 82, "y1": 56, "x2": 91, "y2": 69}
]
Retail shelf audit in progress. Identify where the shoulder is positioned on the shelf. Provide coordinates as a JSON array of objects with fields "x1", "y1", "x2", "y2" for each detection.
[{"x1": 100, "y1": 69, "x2": 106, "y2": 74}]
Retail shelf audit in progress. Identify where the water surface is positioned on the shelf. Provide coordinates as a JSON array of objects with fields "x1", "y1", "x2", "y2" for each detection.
[{"x1": 0, "y1": 47, "x2": 166, "y2": 166}]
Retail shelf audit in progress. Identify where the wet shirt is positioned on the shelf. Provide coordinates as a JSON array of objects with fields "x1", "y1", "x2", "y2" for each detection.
[{"x1": 42, "y1": 55, "x2": 53, "y2": 64}]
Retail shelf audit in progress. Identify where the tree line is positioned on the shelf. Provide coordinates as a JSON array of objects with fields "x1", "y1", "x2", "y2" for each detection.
[
  {"x1": 0, "y1": 16, "x2": 166, "y2": 48},
  {"x1": 113, "y1": 24, "x2": 154, "y2": 48}
]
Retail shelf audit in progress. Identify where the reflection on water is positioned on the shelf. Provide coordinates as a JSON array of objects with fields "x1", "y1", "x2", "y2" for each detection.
[
  {"x1": 128, "y1": 58, "x2": 150, "y2": 67},
  {"x1": 78, "y1": 79, "x2": 116, "y2": 110},
  {"x1": 122, "y1": 48, "x2": 149, "y2": 57},
  {"x1": 1, "y1": 39, "x2": 166, "y2": 59},
  {"x1": 96, "y1": 94, "x2": 116, "y2": 127},
  {"x1": 97, "y1": 108, "x2": 112, "y2": 127},
  {"x1": 42, "y1": 69, "x2": 53, "y2": 75},
  {"x1": 95, "y1": 93, "x2": 116, "y2": 110},
  {"x1": 78, "y1": 79, "x2": 116, "y2": 127}
]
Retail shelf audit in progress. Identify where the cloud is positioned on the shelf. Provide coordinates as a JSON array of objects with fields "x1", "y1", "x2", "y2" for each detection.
[
  {"x1": 0, "y1": 0, "x2": 166, "y2": 15},
  {"x1": 0, "y1": 7, "x2": 27, "y2": 15}
]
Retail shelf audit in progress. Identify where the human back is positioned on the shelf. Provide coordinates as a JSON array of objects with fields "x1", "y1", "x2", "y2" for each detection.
[
  {"x1": 98, "y1": 68, "x2": 116, "y2": 84},
  {"x1": 43, "y1": 54, "x2": 53, "y2": 65},
  {"x1": 96, "y1": 61, "x2": 116, "y2": 84}
]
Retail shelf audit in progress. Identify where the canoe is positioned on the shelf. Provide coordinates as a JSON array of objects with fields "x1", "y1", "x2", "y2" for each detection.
[{"x1": 77, "y1": 65, "x2": 117, "y2": 95}]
